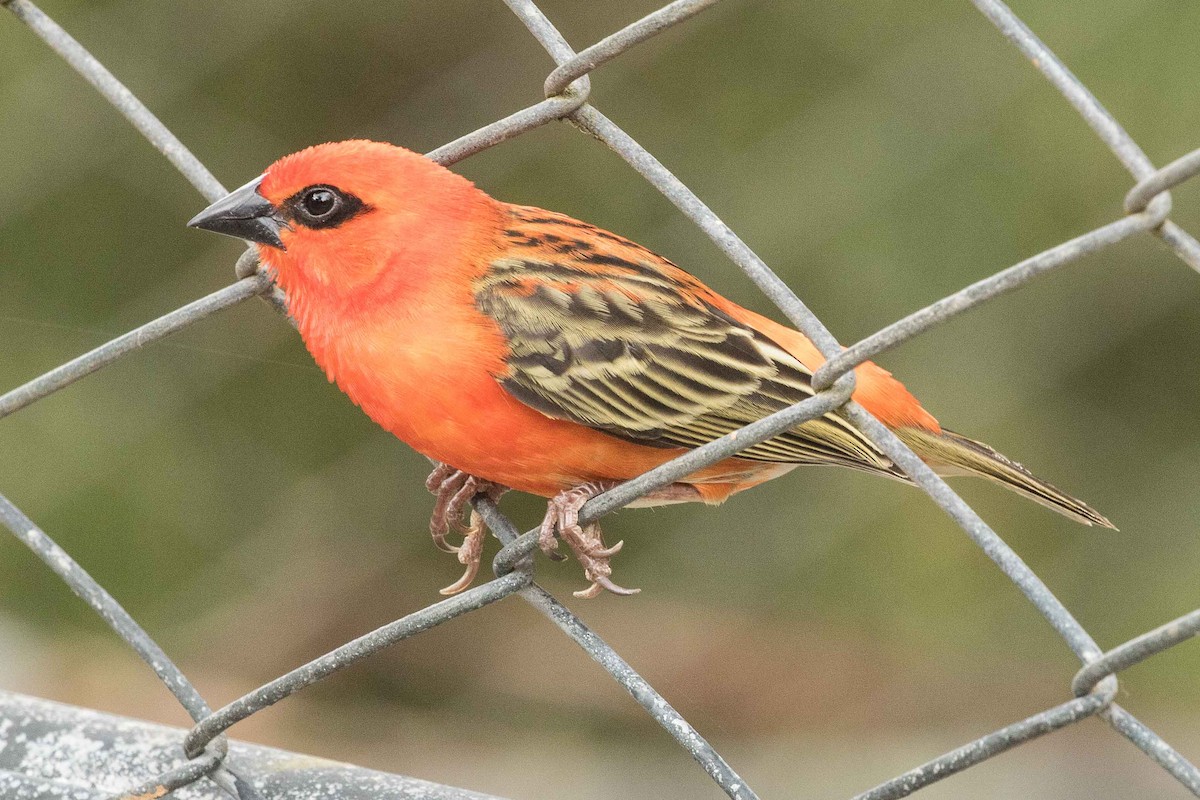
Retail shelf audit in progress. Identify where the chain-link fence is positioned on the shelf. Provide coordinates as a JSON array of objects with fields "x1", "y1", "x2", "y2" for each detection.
[{"x1": 2, "y1": 0, "x2": 1200, "y2": 798}]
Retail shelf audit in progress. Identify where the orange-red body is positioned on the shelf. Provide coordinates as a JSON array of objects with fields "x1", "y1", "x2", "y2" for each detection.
[{"x1": 256, "y1": 142, "x2": 939, "y2": 503}]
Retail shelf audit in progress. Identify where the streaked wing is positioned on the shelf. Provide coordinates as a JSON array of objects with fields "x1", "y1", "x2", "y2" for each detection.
[{"x1": 474, "y1": 206, "x2": 898, "y2": 474}]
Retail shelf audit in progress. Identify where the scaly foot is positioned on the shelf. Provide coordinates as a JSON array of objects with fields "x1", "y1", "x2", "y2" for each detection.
[
  {"x1": 424, "y1": 463, "x2": 508, "y2": 595},
  {"x1": 539, "y1": 483, "x2": 640, "y2": 599}
]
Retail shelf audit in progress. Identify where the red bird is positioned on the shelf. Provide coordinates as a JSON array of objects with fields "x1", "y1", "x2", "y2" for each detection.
[{"x1": 189, "y1": 140, "x2": 1113, "y2": 598}]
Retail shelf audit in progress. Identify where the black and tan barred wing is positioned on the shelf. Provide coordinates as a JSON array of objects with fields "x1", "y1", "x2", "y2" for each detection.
[{"x1": 473, "y1": 207, "x2": 898, "y2": 472}]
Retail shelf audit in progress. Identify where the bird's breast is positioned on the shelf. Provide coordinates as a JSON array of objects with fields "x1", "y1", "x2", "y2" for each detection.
[{"x1": 292, "y1": 291, "x2": 765, "y2": 497}]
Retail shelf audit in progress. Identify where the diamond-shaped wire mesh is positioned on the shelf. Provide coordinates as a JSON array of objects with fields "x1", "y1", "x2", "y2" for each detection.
[{"x1": 2, "y1": 0, "x2": 1200, "y2": 798}]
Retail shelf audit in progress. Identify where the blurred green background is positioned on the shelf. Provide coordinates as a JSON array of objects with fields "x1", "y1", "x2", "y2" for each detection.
[{"x1": 2, "y1": 0, "x2": 1199, "y2": 797}]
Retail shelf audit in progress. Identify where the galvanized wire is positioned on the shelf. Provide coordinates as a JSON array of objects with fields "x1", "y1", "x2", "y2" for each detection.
[{"x1": 1, "y1": 0, "x2": 1199, "y2": 799}]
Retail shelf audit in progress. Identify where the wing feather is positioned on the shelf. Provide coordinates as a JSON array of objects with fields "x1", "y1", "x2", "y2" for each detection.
[{"x1": 475, "y1": 207, "x2": 901, "y2": 474}]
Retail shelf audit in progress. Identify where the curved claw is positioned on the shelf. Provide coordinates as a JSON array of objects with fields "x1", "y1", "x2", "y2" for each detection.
[
  {"x1": 439, "y1": 508, "x2": 488, "y2": 595},
  {"x1": 595, "y1": 574, "x2": 641, "y2": 596},
  {"x1": 573, "y1": 574, "x2": 641, "y2": 599},
  {"x1": 573, "y1": 582, "x2": 605, "y2": 600},
  {"x1": 588, "y1": 539, "x2": 624, "y2": 558},
  {"x1": 431, "y1": 529, "x2": 461, "y2": 555},
  {"x1": 439, "y1": 558, "x2": 481, "y2": 596}
]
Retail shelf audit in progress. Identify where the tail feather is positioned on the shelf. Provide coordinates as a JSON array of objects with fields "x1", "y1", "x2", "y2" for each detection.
[{"x1": 897, "y1": 427, "x2": 1117, "y2": 530}]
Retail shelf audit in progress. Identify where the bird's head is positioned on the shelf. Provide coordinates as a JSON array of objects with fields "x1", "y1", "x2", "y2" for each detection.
[{"x1": 189, "y1": 140, "x2": 495, "y2": 306}]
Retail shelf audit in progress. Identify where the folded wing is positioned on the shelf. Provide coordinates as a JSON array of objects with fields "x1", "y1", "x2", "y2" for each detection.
[{"x1": 474, "y1": 207, "x2": 900, "y2": 476}]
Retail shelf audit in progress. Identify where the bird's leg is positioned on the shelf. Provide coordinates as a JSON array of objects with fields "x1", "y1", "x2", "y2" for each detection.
[
  {"x1": 424, "y1": 462, "x2": 509, "y2": 594},
  {"x1": 438, "y1": 508, "x2": 488, "y2": 596},
  {"x1": 425, "y1": 462, "x2": 464, "y2": 553},
  {"x1": 539, "y1": 482, "x2": 640, "y2": 599}
]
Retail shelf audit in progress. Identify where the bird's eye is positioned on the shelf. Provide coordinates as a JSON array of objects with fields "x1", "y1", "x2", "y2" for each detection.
[
  {"x1": 286, "y1": 184, "x2": 368, "y2": 229},
  {"x1": 302, "y1": 188, "x2": 338, "y2": 219}
]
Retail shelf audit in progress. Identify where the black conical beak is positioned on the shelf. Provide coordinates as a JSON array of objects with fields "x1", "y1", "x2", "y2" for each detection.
[{"x1": 188, "y1": 176, "x2": 286, "y2": 250}]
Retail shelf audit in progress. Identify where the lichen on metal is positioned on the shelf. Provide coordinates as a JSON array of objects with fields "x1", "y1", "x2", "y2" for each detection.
[{"x1": 0, "y1": 691, "x2": 506, "y2": 800}]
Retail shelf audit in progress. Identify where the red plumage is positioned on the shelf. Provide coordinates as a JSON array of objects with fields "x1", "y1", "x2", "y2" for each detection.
[{"x1": 189, "y1": 140, "x2": 1112, "y2": 597}]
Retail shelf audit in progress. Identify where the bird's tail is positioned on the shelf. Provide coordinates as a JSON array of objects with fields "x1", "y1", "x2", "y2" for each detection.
[{"x1": 896, "y1": 427, "x2": 1116, "y2": 529}]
